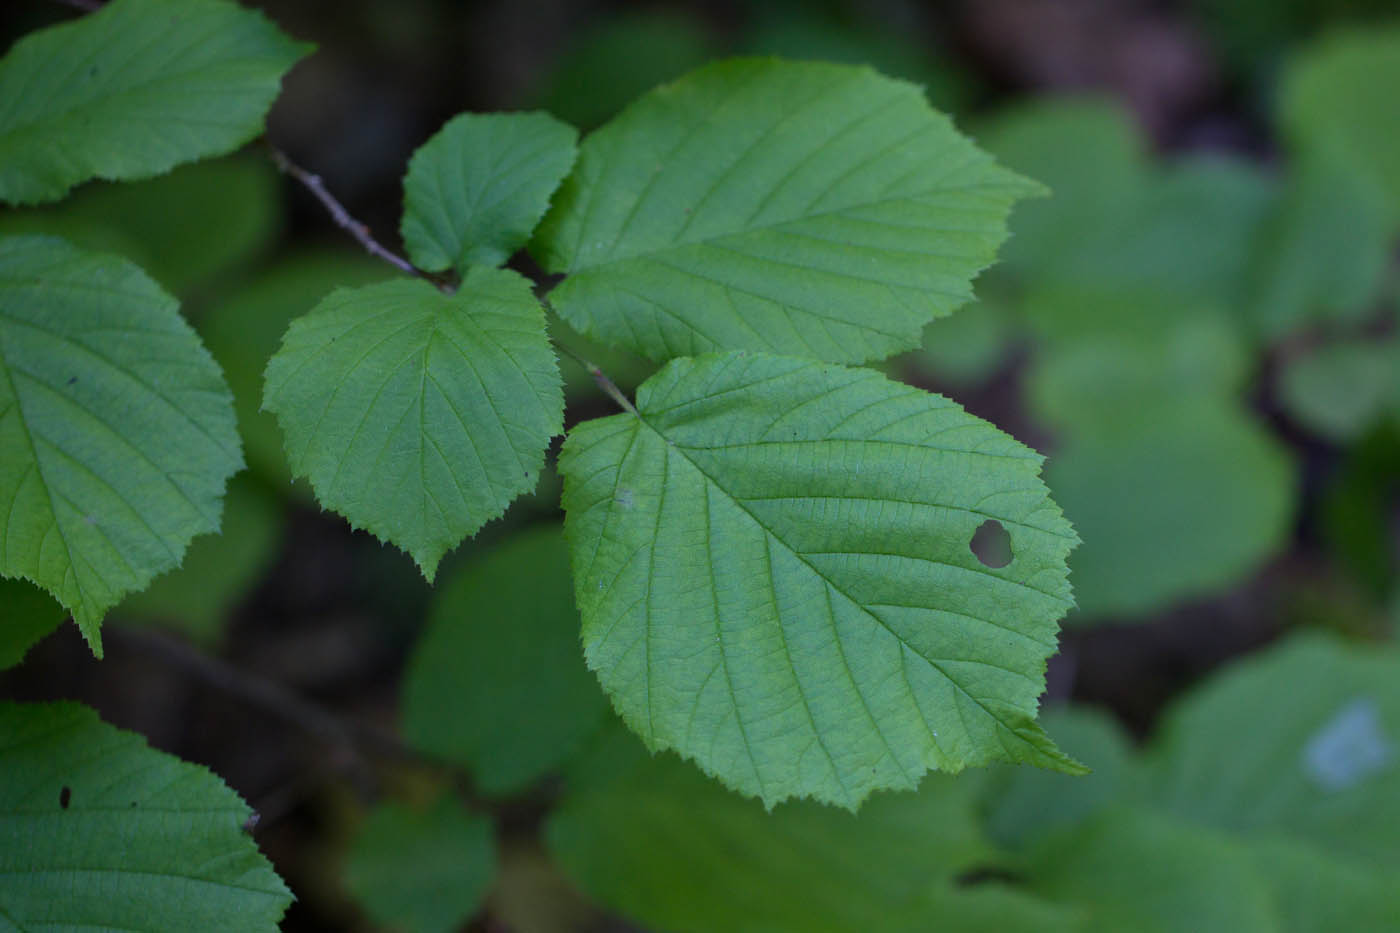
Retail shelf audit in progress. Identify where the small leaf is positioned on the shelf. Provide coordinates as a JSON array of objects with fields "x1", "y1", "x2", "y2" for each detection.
[
  {"x1": 343, "y1": 797, "x2": 496, "y2": 933},
  {"x1": 533, "y1": 59, "x2": 1040, "y2": 365},
  {"x1": 0, "y1": 235, "x2": 242, "y2": 653},
  {"x1": 263, "y1": 269, "x2": 563, "y2": 579},
  {"x1": 548, "y1": 724, "x2": 1077, "y2": 933},
  {"x1": 1277, "y1": 338, "x2": 1400, "y2": 443},
  {"x1": 401, "y1": 112, "x2": 579, "y2": 276},
  {"x1": 559, "y1": 351, "x2": 1080, "y2": 809},
  {"x1": 0, "y1": 701, "x2": 291, "y2": 929},
  {"x1": 0, "y1": 577, "x2": 66, "y2": 670},
  {"x1": 402, "y1": 526, "x2": 609, "y2": 795},
  {"x1": 0, "y1": 0, "x2": 311, "y2": 205}
]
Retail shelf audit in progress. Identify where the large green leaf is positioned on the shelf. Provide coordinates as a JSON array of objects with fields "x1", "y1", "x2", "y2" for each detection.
[
  {"x1": 559, "y1": 351, "x2": 1080, "y2": 808},
  {"x1": 263, "y1": 269, "x2": 563, "y2": 579},
  {"x1": 0, "y1": 701, "x2": 291, "y2": 929},
  {"x1": 533, "y1": 59, "x2": 1040, "y2": 365},
  {"x1": 0, "y1": 0, "x2": 311, "y2": 206},
  {"x1": 0, "y1": 236, "x2": 242, "y2": 653},
  {"x1": 548, "y1": 724, "x2": 1077, "y2": 933},
  {"x1": 343, "y1": 796, "x2": 496, "y2": 933},
  {"x1": 401, "y1": 112, "x2": 578, "y2": 276},
  {"x1": 1280, "y1": 27, "x2": 1400, "y2": 222},
  {"x1": 401, "y1": 525, "x2": 609, "y2": 795}
]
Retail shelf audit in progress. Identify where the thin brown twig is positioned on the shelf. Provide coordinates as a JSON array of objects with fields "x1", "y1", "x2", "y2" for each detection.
[
  {"x1": 553, "y1": 339, "x2": 639, "y2": 416},
  {"x1": 268, "y1": 146, "x2": 425, "y2": 280}
]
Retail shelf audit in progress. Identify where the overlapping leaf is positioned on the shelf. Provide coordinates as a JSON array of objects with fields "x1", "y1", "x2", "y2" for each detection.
[
  {"x1": 0, "y1": 0, "x2": 310, "y2": 205},
  {"x1": 401, "y1": 112, "x2": 578, "y2": 276},
  {"x1": 533, "y1": 59, "x2": 1040, "y2": 364},
  {"x1": 560, "y1": 351, "x2": 1080, "y2": 808},
  {"x1": 0, "y1": 236, "x2": 242, "y2": 653},
  {"x1": 0, "y1": 701, "x2": 291, "y2": 929},
  {"x1": 263, "y1": 269, "x2": 563, "y2": 579}
]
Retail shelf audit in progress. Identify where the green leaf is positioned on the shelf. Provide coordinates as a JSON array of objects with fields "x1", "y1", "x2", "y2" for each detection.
[
  {"x1": 401, "y1": 112, "x2": 579, "y2": 276},
  {"x1": 263, "y1": 269, "x2": 563, "y2": 579},
  {"x1": 343, "y1": 796, "x2": 496, "y2": 933},
  {"x1": 548, "y1": 724, "x2": 1077, "y2": 933},
  {"x1": 1278, "y1": 338, "x2": 1400, "y2": 443},
  {"x1": 1280, "y1": 27, "x2": 1400, "y2": 223},
  {"x1": 199, "y1": 250, "x2": 391, "y2": 490},
  {"x1": 115, "y1": 473, "x2": 284, "y2": 643},
  {"x1": 401, "y1": 525, "x2": 609, "y2": 795},
  {"x1": 0, "y1": 0, "x2": 311, "y2": 206},
  {"x1": 1145, "y1": 633, "x2": 1400, "y2": 869},
  {"x1": 0, "y1": 701, "x2": 291, "y2": 929},
  {"x1": 0, "y1": 154, "x2": 282, "y2": 298},
  {"x1": 0, "y1": 235, "x2": 242, "y2": 653},
  {"x1": 559, "y1": 351, "x2": 1080, "y2": 809},
  {"x1": 1026, "y1": 807, "x2": 1280, "y2": 933},
  {"x1": 0, "y1": 577, "x2": 66, "y2": 669},
  {"x1": 533, "y1": 59, "x2": 1041, "y2": 365}
]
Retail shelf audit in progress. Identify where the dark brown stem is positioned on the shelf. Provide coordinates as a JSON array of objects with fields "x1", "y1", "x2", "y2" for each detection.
[{"x1": 268, "y1": 146, "x2": 428, "y2": 281}]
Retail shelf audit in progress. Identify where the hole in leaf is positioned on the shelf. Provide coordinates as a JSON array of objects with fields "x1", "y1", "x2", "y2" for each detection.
[
  {"x1": 59, "y1": 786, "x2": 71, "y2": 809},
  {"x1": 970, "y1": 520, "x2": 1013, "y2": 568}
]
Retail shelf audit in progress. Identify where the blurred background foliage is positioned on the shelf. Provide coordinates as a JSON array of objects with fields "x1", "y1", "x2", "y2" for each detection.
[{"x1": 2, "y1": 0, "x2": 1398, "y2": 930}]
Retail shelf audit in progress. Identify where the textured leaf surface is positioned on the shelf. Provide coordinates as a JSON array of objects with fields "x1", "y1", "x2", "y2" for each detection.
[
  {"x1": 560, "y1": 351, "x2": 1080, "y2": 808},
  {"x1": 401, "y1": 112, "x2": 578, "y2": 275},
  {"x1": 0, "y1": 701, "x2": 291, "y2": 929},
  {"x1": 0, "y1": 0, "x2": 310, "y2": 205},
  {"x1": 1280, "y1": 27, "x2": 1400, "y2": 221},
  {"x1": 263, "y1": 269, "x2": 563, "y2": 579},
  {"x1": 343, "y1": 797, "x2": 496, "y2": 933},
  {"x1": 533, "y1": 59, "x2": 1040, "y2": 364},
  {"x1": 0, "y1": 236, "x2": 242, "y2": 652},
  {"x1": 402, "y1": 526, "x2": 609, "y2": 795},
  {"x1": 548, "y1": 724, "x2": 1077, "y2": 933}
]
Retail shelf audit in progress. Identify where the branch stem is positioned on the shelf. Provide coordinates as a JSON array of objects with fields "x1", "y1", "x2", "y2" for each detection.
[{"x1": 554, "y1": 340, "x2": 639, "y2": 416}]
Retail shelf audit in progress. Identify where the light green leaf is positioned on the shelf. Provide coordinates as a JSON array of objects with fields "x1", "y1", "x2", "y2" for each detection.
[
  {"x1": 263, "y1": 269, "x2": 563, "y2": 580},
  {"x1": 1044, "y1": 401, "x2": 1294, "y2": 621},
  {"x1": 0, "y1": 235, "x2": 242, "y2": 653},
  {"x1": 1026, "y1": 807, "x2": 1280, "y2": 933},
  {"x1": 559, "y1": 351, "x2": 1080, "y2": 809},
  {"x1": 0, "y1": 0, "x2": 311, "y2": 205},
  {"x1": 0, "y1": 154, "x2": 282, "y2": 298},
  {"x1": 115, "y1": 473, "x2": 284, "y2": 643},
  {"x1": 0, "y1": 701, "x2": 291, "y2": 929},
  {"x1": 1280, "y1": 27, "x2": 1400, "y2": 222},
  {"x1": 199, "y1": 250, "x2": 391, "y2": 490},
  {"x1": 533, "y1": 59, "x2": 1041, "y2": 365},
  {"x1": 548, "y1": 724, "x2": 1077, "y2": 933},
  {"x1": 1278, "y1": 338, "x2": 1400, "y2": 442},
  {"x1": 402, "y1": 526, "x2": 609, "y2": 795},
  {"x1": 343, "y1": 797, "x2": 496, "y2": 933},
  {"x1": 401, "y1": 112, "x2": 578, "y2": 276},
  {"x1": 0, "y1": 577, "x2": 66, "y2": 669}
]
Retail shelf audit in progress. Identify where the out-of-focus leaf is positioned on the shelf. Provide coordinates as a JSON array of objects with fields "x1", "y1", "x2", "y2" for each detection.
[
  {"x1": 0, "y1": 577, "x2": 66, "y2": 669},
  {"x1": 0, "y1": 0, "x2": 310, "y2": 205},
  {"x1": 1280, "y1": 26, "x2": 1400, "y2": 222},
  {"x1": 560, "y1": 351, "x2": 1081, "y2": 808},
  {"x1": 0, "y1": 236, "x2": 241, "y2": 653},
  {"x1": 263, "y1": 271, "x2": 564, "y2": 580},
  {"x1": 548, "y1": 724, "x2": 1077, "y2": 933},
  {"x1": 531, "y1": 11, "x2": 716, "y2": 129},
  {"x1": 1321, "y1": 421, "x2": 1400, "y2": 597},
  {"x1": 1278, "y1": 338, "x2": 1400, "y2": 442},
  {"x1": 198, "y1": 250, "x2": 390, "y2": 492},
  {"x1": 343, "y1": 796, "x2": 496, "y2": 933},
  {"x1": 401, "y1": 112, "x2": 578, "y2": 275},
  {"x1": 535, "y1": 59, "x2": 1041, "y2": 365},
  {"x1": 907, "y1": 295, "x2": 1016, "y2": 386},
  {"x1": 115, "y1": 474, "x2": 284, "y2": 643},
  {"x1": 0, "y1": 701, "x2": 291, "y2": 928},
  {"x1": 401, "y1": 526, "x2": 609, "y2": 795},
  {"x1": 0, "y1": 155, "x2": 281, "y2": 297}
]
